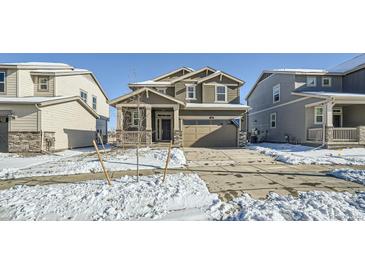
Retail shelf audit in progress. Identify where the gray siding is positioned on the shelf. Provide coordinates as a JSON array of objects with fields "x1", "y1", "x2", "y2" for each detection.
[
  {"x1": 294, "y1": 75, "x2": 343, "y2": 92},
  {"x1": 343, "y1": 68, "x2": 365, "y2": 93},
  {"x1": 342, "y1": 105, "x2": 365, "y2": 126}
]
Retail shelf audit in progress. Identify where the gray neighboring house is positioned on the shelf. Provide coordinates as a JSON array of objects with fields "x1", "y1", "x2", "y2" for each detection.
[
  {"x1": 109, "y1": 67, "x2": 249, "y2": 147},
  {"x1": 0, "y1": 62, "x2": 109, "y2": 153},
  {"x1": 246, "y1": 54, "x2": 365, "y2": 148}
]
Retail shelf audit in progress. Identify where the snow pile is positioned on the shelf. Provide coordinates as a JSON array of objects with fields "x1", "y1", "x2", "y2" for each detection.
[
  {"x1": 206, "y1": 191, "x2": 365, "y2": 221},
  {"x1": 0, "y1": 173, "x2": 216, "y2": 221},
  {"x1": 249, "y1": 143, "x2": 365, "y2": 165},
  {"x1": 329, "y1": 169, "x2": 365, "y2": 185},
  {"x1": 0, "y1": 148, "x2": 186, "y2": 180}
]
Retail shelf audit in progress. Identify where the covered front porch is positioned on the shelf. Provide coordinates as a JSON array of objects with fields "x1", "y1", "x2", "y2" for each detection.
[{"x1": 305, "y1": 95, "x2": 365, "y2": 147}]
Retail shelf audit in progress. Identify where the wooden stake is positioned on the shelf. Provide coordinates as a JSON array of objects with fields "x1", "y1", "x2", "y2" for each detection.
[
  {"x1": 162, "y1": 140, "x2": 173, "y2": 183},
  {"x1": 93, "y1": 140, "x2": 112, "y2": 186}
]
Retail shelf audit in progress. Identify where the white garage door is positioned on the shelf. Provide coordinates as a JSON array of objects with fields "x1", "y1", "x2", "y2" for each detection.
[{"x1": 183, "y1": 120, "x2": 237, "y2": 147}]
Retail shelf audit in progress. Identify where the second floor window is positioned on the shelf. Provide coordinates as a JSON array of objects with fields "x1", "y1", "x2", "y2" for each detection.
[
  {"x1": 157, "y1": 88, "x2": 167, "y2": 94},
  {"x1": 186, "y1": 84, "x2": 196, "y2": 99},
  {"x1": 307, "y1": 76, "x2": 317, "y2": 87},
  {"x1": 215, "y1": 85, "x2": 227, "y2": 102},
  {"x1": 322, "y1": 77, "x2": 332, "y2": 87},
  {"x1": 272, "y1": 84, "x2": 280, "y2": 103},
  {"x1": 39, "y1": 77, "x2": 49, "y2": 91},
  {"x1": 92, "y1": 96, "x2": 97, "y2": 110},
  {"x1": 0, "y1": 71, "x2": 5, "y2": 93},
  {"x1": 80, "y1": 90, "x2": 88, "y2": 104}
]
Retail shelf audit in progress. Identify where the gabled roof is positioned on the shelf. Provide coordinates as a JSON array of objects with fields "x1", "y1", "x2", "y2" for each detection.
[
  {"x1": 152, "y1": 67, "x2": 194, "y2": 81},
  {"x1": 128, "y1": 80, "x2": 172, "y2": 87},
  {"x1": 169, "y1": 66, "x2": 217, "y2": 83},
  {"x1": 108, "y1": 87, "x2": 185, "y2": 107},
  {"x1": 328, "y1": 54, "x2": 365, "y2": 74},
  {"x1": 197, "y1": 70, "x2": 244, "y2": 85},
  {"x1": 292, "y1": 91, "x2": 365, "y2": 100},
  {"x1": 0, "y1": 62, "x2": 73, "y2": 70}
]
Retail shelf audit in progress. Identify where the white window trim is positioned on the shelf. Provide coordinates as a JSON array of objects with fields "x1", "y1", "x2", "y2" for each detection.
[
  {"x1": 270, "y1": 112, "x2": 277, "y2": 129},
  {"x1": 215, "y1": 84, "x2": 227, "y2": 103},
  {"x1": 131, "y1": 110, "x2": 140, "y2": 127},
  {"x1": 80, "y1": 90, "x2": 88, "y2": 104},
  {"x1": 185, "y1": 84, "x2": 197, "y2": 100},
  {"x1": 0, "y1": 71, "x2": 5, "y2": 93},
  {"x1": 157, "y1": 88, "x2": 167, "y2": 94},
  {"x1": 92, "y1": 95, "x2": 97, "y2": 111},
  {"x1": 322, "y1": 77, "x2": 332, "y2": 87},
  {"x1": 314, "y1": 106, "x2": 324, "y2": 125},
  {"x1": 272, "y1": 84, "x2": 280, "y2": 104},
  {"x1": 307, "y1": 76, "x2": 317, "y2": 87},
  {"x1": 38, "y1": 77, "x2": 49, "y2": 91}
]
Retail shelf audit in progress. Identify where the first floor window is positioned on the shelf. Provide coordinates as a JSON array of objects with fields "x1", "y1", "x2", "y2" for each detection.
[
  {"x1": 272, "y1": 84, "x2": 280, "y2": 103},
  {"x1": 314, "y1": 107, "x2": 323, "y2": 124},
  {"x1": 215, "y1": 85, "x2": 227, "y2": 102},
  {"x1": 39, "y1": 77, "x2": 49, "y2": 91},
  {"x1": 92, "y1": 96, "x2": 97, "y2": 110},
  {"x1": 80, "y1": 90, "x2": 88, "y2": 104},
  {"x1": 0, "y1": 71, "x2": 5, "y2": 93},
  {"x1": 307, "y1": 76, "x2": 317, "y2": 87},
  {"x1": 132, "y1": 111, "x2": 139, "y2": 127},
  {"x1": 270, "y1": 113, "x2": 277, "y2": 128},
  {"x1": 186, "y1": 84, "x2": 196, "y2": 99}
]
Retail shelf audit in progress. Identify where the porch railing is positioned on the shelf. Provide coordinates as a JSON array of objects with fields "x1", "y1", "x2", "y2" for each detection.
[
  {"x1": 307, "y1": 128, "x2": 323, "y2": 142},
  {"x1": 332, "y1": 127, "x2": 358, "y2": 142},
  {"x1": 307, "y1": 127, "x2": 359, "y2": 142}
]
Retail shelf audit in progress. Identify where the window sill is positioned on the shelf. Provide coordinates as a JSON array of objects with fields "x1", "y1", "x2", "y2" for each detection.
[
  {"x1": 214, "y1": 101, "x2": 228, "y2": 103},
  {"x1": 186, "y1": 98, "x2": 197, "y2": 100}
]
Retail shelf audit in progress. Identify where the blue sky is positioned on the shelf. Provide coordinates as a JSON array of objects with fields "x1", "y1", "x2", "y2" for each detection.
[{"x1": 0, "y1": 53, "x2": 358, "y2": 128}]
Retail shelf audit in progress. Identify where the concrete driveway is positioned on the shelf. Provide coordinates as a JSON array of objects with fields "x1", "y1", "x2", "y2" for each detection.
[{"x1": 183, "y1": 147, "x2": 365, "y2": 201}]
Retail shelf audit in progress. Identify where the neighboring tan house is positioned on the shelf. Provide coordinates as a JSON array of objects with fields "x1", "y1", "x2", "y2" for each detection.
[
  {"x1": 109, "y1": 67, "x2": 249, "y2": 147},
  {"x1": 246, "y1": 54, "x2": 365, "y2": 148},
  {"x1": 0, "y1": 62, "x2": 109, "y2": 152}
]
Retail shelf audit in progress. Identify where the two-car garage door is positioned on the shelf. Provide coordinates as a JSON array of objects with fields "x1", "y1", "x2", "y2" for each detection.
[{"x1": 183, "y1": 119, "x2": 237, "y2": 147}]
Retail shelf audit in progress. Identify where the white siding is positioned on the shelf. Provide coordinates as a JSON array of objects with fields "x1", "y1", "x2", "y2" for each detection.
[
  {"x1": 17, "y1": 69, "x2": 35, "y2": 97},
  {"x1": 56, "y1": 74, "x2": 109, "y2": 118},
  {"x1": 0, "y1": 104, "x2": 38, "y2": 131},
  {"x1": 0, "y1": 69, "x2": 17, "y2": 97},
  {"x1": 41, "y1": 100, "x2": 96, "y2": 150}
]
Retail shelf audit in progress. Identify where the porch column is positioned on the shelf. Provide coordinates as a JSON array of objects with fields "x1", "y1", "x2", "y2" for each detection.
[
  {"x1": 324, "y1": 101, "x2": 334, "y2": 144},
  {"x1": 116, "y1": 106, "x2": 123, "y2": 130},
  {"x1": 145, "y1": 105, "x2": 152, "y2": 130},
  {"x1": 173, "y1": 105, "x2": 182, "y2": 146}
]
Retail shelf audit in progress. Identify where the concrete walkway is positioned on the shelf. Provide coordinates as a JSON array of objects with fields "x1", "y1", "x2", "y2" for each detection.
[{"x1": 183, "y1": 147, "x2": 365, "y2": 201}]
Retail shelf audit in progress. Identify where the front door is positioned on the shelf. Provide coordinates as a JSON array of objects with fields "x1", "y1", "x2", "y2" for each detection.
[
  {"x1": 161, "y1": 119, "x2": 171, "y2": 140},
  {"x1": 333, "y1": 115, "x2": 342, "y2": 128},
  {"x1": 0, "y1": 116, "x2": 9, "y2": 152}
]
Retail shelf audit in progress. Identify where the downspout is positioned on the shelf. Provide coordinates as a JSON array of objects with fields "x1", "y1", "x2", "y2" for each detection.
[{"x1": 35, "y1": 103, "x2": 43, "y2": 152}]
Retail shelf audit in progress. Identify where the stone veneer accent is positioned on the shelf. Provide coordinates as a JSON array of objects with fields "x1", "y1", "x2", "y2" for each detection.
[
  {"x1": 115, "y1": 130, "x2": 153, "y2": 146},
  {"x1": 173, "y1": 130, "x2": 182, "y2": 147},
  {"x1": 8, "y1": 131, "x2": 55, "y2": 153},
  {"x1": 238, "y1": 130, "x2": 247, "y2": 147},
  {"x1": 358, "y1": 126, "x2": 365, "y2": 145},
  {"x1": 325, "y1": 126, "x2": 333, "y2": 143}
]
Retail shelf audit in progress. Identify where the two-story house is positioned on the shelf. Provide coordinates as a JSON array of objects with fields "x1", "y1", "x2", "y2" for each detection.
[
  {"x1": 0, "y1": 62, "x2": 109, "y2": 152},
  {"x1": 246, "y1": 54, "x2": 365, "y2": 148},
  {"x1": 109, "y1": 67, "x2": 249, "y2": 147}
]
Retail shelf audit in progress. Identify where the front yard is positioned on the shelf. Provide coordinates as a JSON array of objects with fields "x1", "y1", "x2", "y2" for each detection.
[{"x1": 2, "y1": 143, "x2": 365, "y2": 221}]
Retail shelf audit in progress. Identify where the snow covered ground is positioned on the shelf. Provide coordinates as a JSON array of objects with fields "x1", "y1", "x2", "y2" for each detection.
[
  {"x1": 0, "y1": 147, "x2": 186, "y2": 180},
  {"x1": 207, "y1": 191, "x2": 365, "y2": 221},
  {"x1": 248, "y1": 143, "x2": 365, "y2": 165},
  {"x1": 1, "y1": 169, "x2": 365, "y2": 220},
  {"x1": 0, "y1": 173, "x2": 216, "y2": 221},
  {"x1": 329, "y1": 169, "x2": 365, "y2": 186}
]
